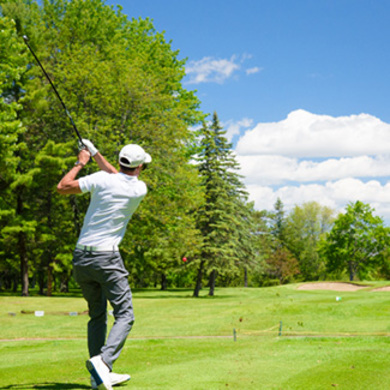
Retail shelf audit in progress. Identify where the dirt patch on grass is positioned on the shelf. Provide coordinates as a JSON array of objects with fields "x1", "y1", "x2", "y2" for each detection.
[{"x1": 297, "y1": 282, "x2": 368, "y2": 291}]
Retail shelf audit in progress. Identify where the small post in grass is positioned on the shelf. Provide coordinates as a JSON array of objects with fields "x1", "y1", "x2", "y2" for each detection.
[
  {"x1": 279, "y1": 321, "x2": 283, "y2": 336},
  {"x1": 233, "y1": 328, "x2": 237, "y2": 342}
]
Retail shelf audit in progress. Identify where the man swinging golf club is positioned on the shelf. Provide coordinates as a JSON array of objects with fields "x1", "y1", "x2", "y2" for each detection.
[{"x1": 57, "y1": 139, "x2": 151, "y2": 390}]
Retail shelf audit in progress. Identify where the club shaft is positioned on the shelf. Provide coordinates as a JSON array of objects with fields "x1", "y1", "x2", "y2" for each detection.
[{"x1": 23, "y1": 37, "x2": 84, "y2": 145}]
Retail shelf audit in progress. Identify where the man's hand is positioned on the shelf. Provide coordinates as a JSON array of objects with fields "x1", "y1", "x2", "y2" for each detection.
[
  {"x1": 82, "y1": 139, "x2": 98, "y2": 156},
  {"x1": 82, "y1": 139, "x2": 118, "y2": 174},
  {"x1": 57, "y1": 149, "x2": 91, "y2": 195},
  {"x1": 78, "y1": 149, "x2": 91, "y2": 166}
]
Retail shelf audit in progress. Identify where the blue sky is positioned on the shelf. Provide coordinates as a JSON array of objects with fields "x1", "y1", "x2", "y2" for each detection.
[
  {"x1": 106, "y1": 0, "x2": 390, "y2": 222},
  {"x1": 106, "y1": 0, "x2": 390, "y2": 123}
]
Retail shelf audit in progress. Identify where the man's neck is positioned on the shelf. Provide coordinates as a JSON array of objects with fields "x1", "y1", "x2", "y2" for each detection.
[{"x1": 120, "y1": 167, "x2": 141, "y2": 177}]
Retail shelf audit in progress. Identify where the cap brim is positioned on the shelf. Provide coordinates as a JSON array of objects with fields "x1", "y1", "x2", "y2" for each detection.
[{"x1": 144, "y1": 153, "x2": 152, "y2": 164}]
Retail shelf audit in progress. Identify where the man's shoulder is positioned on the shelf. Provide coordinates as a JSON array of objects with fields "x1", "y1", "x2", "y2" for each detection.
[
  {"x1": 79, "y1": 170, "x2": 115, "y2": 192},
  {"x1": 135, "y1": 179, "x2": 147, "y2": 193},
  {"x1": 120, "y1": 175, "x2": 147, "y2": 195},
  {"x1": 81, "y1": 170, "x2": 108, "y2": 182}
]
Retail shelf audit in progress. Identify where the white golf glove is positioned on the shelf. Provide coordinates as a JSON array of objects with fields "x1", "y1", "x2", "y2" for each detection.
[{"x1": 82, "y1": 139, "x2": 98, "y2": 157}]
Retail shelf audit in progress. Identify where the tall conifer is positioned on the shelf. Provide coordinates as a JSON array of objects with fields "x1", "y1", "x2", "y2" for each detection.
[{"x1": 194, "y1": 112, "x2": 258, "y2": 296}]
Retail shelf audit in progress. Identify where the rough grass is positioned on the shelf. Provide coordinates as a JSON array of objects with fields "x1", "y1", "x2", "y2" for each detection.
[{"x1": 1, "y1": 284, "x2": 390, "y2": 389}]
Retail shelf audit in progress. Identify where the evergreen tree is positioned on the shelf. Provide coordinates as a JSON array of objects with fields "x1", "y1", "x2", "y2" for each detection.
[
  {"x1": 0, "y1": 15, "x2": 32, "y2": 295},
  {"x1": 193, "y1": 112, "x2": 258, "y2": 296},
  {"x1": 271, "y1": 198, "x2": 288, "y2": 245},
  {"x1": 264, "y1": 198, "x2": 299, "y2": 284}
]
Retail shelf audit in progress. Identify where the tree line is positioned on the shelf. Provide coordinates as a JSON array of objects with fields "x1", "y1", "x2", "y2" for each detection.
[{"x1": 1, "y1": 0, "x2": 390, "y2": 297}]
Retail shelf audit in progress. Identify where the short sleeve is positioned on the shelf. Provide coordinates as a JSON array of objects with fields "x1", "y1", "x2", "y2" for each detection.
[{"x1": 78, "y1": 171, "x2": 108, "y2": 193}]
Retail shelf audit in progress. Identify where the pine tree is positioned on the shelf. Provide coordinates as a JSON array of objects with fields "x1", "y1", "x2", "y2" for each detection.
[
  {"x1": 265, "y1": 198, "x2": 300, "y2": 284},
  {"x1": 193, "y1": 112, "x2": 258, "y2": 296},
  {"x1": 0, "y1": 15, "x2": 31, "y2": 295}
]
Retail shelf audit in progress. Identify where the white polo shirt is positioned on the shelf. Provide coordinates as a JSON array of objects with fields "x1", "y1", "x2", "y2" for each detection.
[{"x1": 77, "y1": 171, "x2": 147, "y2": 247}]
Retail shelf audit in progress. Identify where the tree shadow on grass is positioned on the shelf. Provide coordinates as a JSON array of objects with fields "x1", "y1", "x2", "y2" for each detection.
[
  {"x1": 0, "y1": 383, "x2": 90, "y2": 389},
  {"x1": 133, "y1": 288, "x2": 235, "y2": 299}
]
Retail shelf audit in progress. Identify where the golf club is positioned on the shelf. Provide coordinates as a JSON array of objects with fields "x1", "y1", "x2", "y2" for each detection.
[{"x1": 22, "y1": 35, "x2": 84, "y2": 147}]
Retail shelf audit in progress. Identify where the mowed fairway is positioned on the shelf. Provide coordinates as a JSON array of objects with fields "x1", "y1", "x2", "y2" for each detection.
[{"x1": 1, "y1": 284, "x2": 390, "y2": 389}]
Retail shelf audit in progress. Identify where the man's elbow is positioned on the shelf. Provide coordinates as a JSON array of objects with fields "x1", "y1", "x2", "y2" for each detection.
[
  {"x1": 57, "y1": 183, "x2": 66, "y2": 195},
  {"x1": 56, "y1": 182, "x2": 82, "y2": 195}
]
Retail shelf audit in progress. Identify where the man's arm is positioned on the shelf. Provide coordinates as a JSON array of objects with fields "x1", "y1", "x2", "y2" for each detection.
[
  {"x1": 57, "y1": 149, "x2": 90, "y2": 195},
  {"x1": 93, "y1": 152, "x2": 118, "y2": 174},
  {"x1": 82, "y1": 139, "x2": 118, "y2": 174}
]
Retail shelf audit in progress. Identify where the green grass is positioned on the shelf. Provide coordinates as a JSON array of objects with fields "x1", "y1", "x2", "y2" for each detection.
[{"x1": 1, "y1": 284, "x2": 390, "y2": 389}]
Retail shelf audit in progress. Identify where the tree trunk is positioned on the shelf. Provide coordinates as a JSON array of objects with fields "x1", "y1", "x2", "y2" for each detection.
[
  {"x1": 60, "y1": 274, "x2": 69, "y2": 293},
  {"x1": 161, "y1": 273, "x2": 167, "y2": 290},
  {"x1": 17, "y1": 192, "x2": 29, "y2": 296},
  {"x1": 38, "y1": 270, "x2": 45, "y2": 295},
  {"x1": 19, "y1": 233, "x2": 29, "y2": 296},
  {"x1": 193, "y1": 260, "x2": 205, "y2": 297},
  {"x1": 70, "y1": 195, "x2": 82, "y2": 236},
  {"x1": 349, "y1": 261, "x2": 355, "y2": 281},
  {"x1": 244, "y1": 267, "x2": 248, "y2": 287},
  {"x1": 12, "y1": 275, "x2": 18, "y2": 293},
  {"x1": 47, "y1": 264, "x2": 53, "y2": 296},
  {"x1": 208, "y1": 269, "x2": 217, "y2": 296}
]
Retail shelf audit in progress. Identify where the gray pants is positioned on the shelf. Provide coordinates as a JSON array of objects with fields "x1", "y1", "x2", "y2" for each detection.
[{"x1": 73, "y1": 249, "x2": 134, "y2": 370}]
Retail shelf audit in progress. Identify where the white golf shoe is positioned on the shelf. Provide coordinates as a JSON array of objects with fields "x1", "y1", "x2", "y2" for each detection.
[
  {"x1": 86, "y1": 355, "x2": 112, "y2": 390},
  {"x1": 91, "y1": 372, "x2": 131, "y2": 389}
]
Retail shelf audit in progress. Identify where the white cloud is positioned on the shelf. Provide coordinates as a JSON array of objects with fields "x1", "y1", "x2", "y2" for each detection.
[
  {"x1": 247, "y1": 179, "x2": 390, "y2": 221},
  {"x1": 235, "y1": 110, "x2": 390, "y2": 223},
  {"x1": 223, "y1": 118, "x2": 253, "y2": 141},
  {"x1": 246, "y1": 67, "x2": 262, "y2": 75},
  {"x1": 185, "y1": 56, "x2": 240, "y2": 84},
  {"x1": 185, "y1": 54, "x2": 262, "y2": 84},
  {"x1": 236, "y1": 109, "x2": 390, "y2": 157},
  {"x1": 238, "y1": 155, "x2": 390, "y2": 185}
]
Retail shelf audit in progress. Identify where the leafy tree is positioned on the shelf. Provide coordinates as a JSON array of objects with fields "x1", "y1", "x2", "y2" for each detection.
[
  {"x1": 286, "y1": 202, "x2": 334, "y2": 281},
  {"x1": 1, "y1": 0, "x2": 204, "y2": 293},
  {"x1": 193, "y1": 112, "x2": 258, "y2": 296},
  {"x1": 320, "y1": 201, "x2": 390, "y2": 281},
  {"x1": 31, "y1": 141, "x2": 78, "y2": 294},
  {"x1": 375, "y1": 247, "x2": 390, "y2": 280},
  {"x1": 265, "y1": 247, "x2": 300, "y2": 284},
  {"x1": 126, "y1": 161, "x2": 204, "y2": 289}
]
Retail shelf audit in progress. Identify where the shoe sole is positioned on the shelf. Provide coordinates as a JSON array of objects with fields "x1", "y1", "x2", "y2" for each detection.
[
  {"x1": 111, "y1": 375, "x2": 131, "y2": 386},
  {"x1": 91, "y1": 374, "x2": 131, "y2": 389},
  {"x1": 86, "y1": 360, "x2": 111, "y2": 390}
]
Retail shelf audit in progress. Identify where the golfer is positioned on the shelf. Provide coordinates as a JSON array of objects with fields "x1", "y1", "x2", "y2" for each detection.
[{"x1": 57, "y1": 139, "x2": 151, "y2": 390}]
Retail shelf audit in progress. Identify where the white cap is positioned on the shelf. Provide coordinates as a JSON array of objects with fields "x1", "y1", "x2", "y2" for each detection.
[{"x1": 119, "y1": 144, "x2": 152, "y2": 168}]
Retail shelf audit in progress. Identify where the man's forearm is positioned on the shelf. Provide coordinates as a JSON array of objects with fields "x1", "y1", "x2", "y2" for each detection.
[
  {"x1": 94, "y1": 152, "x2": 118, "y2": 174},
  {"x1": 57, "y1": 163, "x2": 84, "y2": 194}
]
